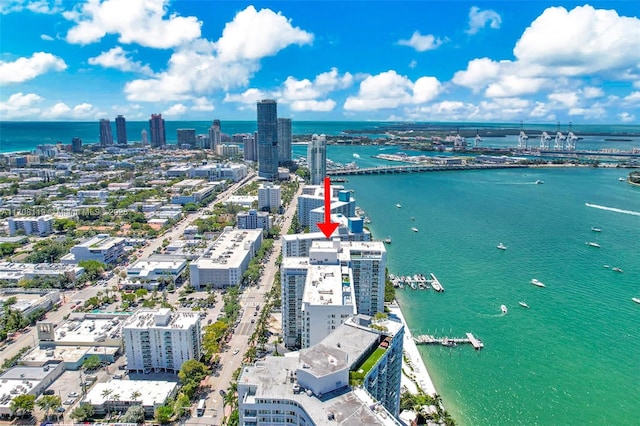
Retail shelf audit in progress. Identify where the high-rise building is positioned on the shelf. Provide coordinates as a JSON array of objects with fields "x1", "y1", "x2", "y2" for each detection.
[
  {"x1": 257, "y1": 99, "x2": 278, "y2": 180},
  {"x1": 177, "y1": 129, "x2": 196, "y2": 147},
  {"x1": 277, "y1": 117, "x2": 292, "y2": 165},
  {"x1": 257, "y1": 183, "x2": 281, "y2": 212},
  {"x1": 208, "y1": 119, "x2": 222, "y2": 151},
  {"x1": 297, "y1": 185, "x2": 356, "y2": 232},
  {"x1": 149, "y1": 114, "x2": 166, "y2": 148},
  {"x1": 123, "y1": 308, "x2": 202, "y2": 374},
  {"x1": 99, "y1": 119, "x2": 113, "y2": 147},
  {"x1": 141, "y1": 129, "x2": 148, "y2": 145},
  {"x1": 308, "y1": 134, "x2": 326, "y2": 185},
  {"x1": 71, "y1": 137, "x2": 82, "y2": 153},
  {"x1": 115, "y1": 115, "x2": 127, "y2": 145},
  {"x1": 242, "y1": 134, "x2": 257, "y2": 162}
]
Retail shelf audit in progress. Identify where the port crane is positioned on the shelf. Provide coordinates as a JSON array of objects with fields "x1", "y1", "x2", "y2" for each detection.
[
  {"x1": 554, "y1": 121, "x2": 566, "y2": 150},
  {"x1": 566, "y1": 121, "x2": 578, "y2": 150},
  {"x1": 539, "y1": 132, "x2": 551, "y2": 149},
  {"x1": 517, "y1": 121, "x2": 528, "y2": 149}
]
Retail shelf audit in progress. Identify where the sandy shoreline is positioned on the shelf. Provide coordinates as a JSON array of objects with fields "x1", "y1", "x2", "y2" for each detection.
[{"x1": 388, "y1": 301, "x2": 438, "y2": 396}]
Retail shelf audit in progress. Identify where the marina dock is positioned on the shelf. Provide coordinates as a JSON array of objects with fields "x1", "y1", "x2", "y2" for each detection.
[
  {"x1": 390, "y1": 273, "x2": 445, "y2": 292},
  {"x1": 414, "y1": 332, "x2": 484, "y2": 350}
]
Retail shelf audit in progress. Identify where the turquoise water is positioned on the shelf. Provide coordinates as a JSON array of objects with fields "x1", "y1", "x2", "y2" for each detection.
[{"x1": 345, "y1": 165, "x2": 640, "y2": 425}]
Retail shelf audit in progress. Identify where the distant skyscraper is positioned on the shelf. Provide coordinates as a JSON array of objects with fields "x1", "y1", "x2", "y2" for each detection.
[
  {"x1": 308, "y1": 134, "x2": 327, "y2": 185},
  {"x1": 177, "y1": 129, "x2": 196, "y2": 147},
  {"x1": 208, "y1": 119, "x2": 222, "y2": 151},
  {"x1": 71, "y1": 137, "x2": 82, "y2": 153},
  {"x1": 257, "y1": 99, "x2": 278, "y2": 180},
  {"x1": 141, "y1": 129, "x2": 148, "y2": 145},
  {"x1": 115, "y1": 115, "x2": 127, "y2": 145},
  {"x1": 277, "y1": 117, "x2": 292, "y2": 165},
  {"x1": 149, "y1": 114, "x2": 166, "y2": 148},
  {"x1": 243, "y1": 134, "x2": 257, "y2": 162},
  {"x1": 99, "y1": 119, "x2": 113, "y2": 147}
]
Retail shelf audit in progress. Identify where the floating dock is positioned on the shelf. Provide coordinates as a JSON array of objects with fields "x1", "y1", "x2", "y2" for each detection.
[
  {"x1": 390, "y1": 273, "x2": 444, "y2": 292},
  {"x1": 414, "y1": 332, "x2": 484, "y2": 350}
]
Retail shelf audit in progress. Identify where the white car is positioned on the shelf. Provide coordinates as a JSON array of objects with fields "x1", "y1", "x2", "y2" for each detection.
[
  {"x1": 232, "y1": 349, "x2": 239, "y2": 355},
  {"x1": 68, "y1": 391, "x2": 79, "y2": 398},
  {"x1": 63, "y1": 398, "x2": 76, "y2": 405}
]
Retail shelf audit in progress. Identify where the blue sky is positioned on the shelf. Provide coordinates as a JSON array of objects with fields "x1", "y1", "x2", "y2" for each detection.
[{"x1": 1, "y1": 0, "x2": 639, "y2": 123}]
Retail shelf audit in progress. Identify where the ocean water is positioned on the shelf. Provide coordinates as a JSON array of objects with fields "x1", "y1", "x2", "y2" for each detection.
[{"x1": 321, "y1": 145, "x2": 640, "y2": 425}]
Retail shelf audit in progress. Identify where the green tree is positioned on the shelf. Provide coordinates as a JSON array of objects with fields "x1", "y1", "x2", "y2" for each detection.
[
  {"x1": 121, "y1": 404, "x2": 145, "y2": 423},
  {"x1": 36, "y1": 395, "x2": 62, "y2": 420},
  {"x1": 155, "y1": 405, "x2": 174, "y2": 424},
  {"x1": 10, "y1": 394, "x2": 36, "y2": 418},
  {"x1": 70, "y1": 403, "x2": 94, "y2": 422},
  {"x1": 78, "y1": 260, "x2": 106, "y2": 281},
  {"x1": 82, "y1": 354, "x2": 101, "y2": 371},
  {"x1": 178, "y1": 359, "x2": 209, "y2": 385}
]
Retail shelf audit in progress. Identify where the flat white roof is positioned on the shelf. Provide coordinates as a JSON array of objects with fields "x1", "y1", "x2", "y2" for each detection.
[
  {"x1": 84, "y1": 380, "x2": 178, "y2": 406},
  {"x1": 303, "y1": 264, "x2": 347, "y2": 306},
  {"x1": 123, "y1": 309, "x2": 199, "y2": 330},
  {"x1": 193, "y1": 229, "x2": 261, "y2": 270}
]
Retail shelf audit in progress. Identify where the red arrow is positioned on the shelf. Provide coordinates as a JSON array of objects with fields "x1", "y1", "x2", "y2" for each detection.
[{"x1": 317, "y1": 176, "x2": 339, "y2": 238}]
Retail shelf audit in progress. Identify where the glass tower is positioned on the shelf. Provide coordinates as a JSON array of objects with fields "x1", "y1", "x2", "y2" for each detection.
[
  {"x1": 115, "y1": 115, "x2": 127, "y2": 144},
  {"x1": 149, "y1": 114, "x2": 166, "y2": 148},
  {"x1": 257, "y1": 99, "x2": 278, "y2": 180}
]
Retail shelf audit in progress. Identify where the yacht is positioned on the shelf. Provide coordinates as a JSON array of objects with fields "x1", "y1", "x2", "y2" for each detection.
[
  {"x1": 383, "y1": 236, "x2": 392, "y2": 244},
  {"x1": 531, "y1": 278, "x2": 546, "y2": 288},
  {"x1": 612, "y1": 267, "x2": 623, "y2": 273},
  {"x1": 633, "y1": 297, "x2": 640, "y2": 305},
  {"x1": 501, "y1": 305, "x2": 508, "y2": 314},
  {"x1": 411, "y1": 227, "x2": 419, "y2": 233},
  {"x1": 396, "y1": 203, "x2": 402, "y2": 208},
  {"x1": 441, "y1": 338, "x2": 456, "y2": 347},
  {"x1": 586, "y1": 241, "x2": 601, "y2": 248},
  {"x1": 619, "y1": 177, "x2": 625, "y2": 182},
  {"x1": 535, "y1": 180, "x2": 544, "y2": 184},
  {"x1": 519, "y1": 301, "x2": 530, "y2": 309},
  {"x1": 496, "y1": 243, "x2": 507, "y2": 250},
  {"x1": 591, "y1": 227, "x2": 602, "y2": 232}
]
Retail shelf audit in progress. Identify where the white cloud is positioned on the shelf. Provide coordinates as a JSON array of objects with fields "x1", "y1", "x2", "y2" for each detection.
[
  {"x1": 409, "y1": 60, "x2": 417, "y2": 69},
  {"x1": 452, "y1": 58, "x2": 502, "y2": 92},
  {"x1": 0, "y1": 52, "x2": 67, "y2": 84},
  {"x1": 405, "y1": 101, "x2": 480, "y2": 121},
  {"x1": 547, "y1": 92, "x2": 580, "y2": 108},
  {"x1": 0, "y1": 92, "x2": 43, "y2": 119},
  {"x1": 530, "y1": 102, "x2": 551, "y2": 118},
  {"x1": 64, "y1": 0, "x2": 202, "y2": 48},
  {"x1": 42, "y1": 101, "x2": 99, "y2": 119},
  {"x1": 568, "y1": 106, "x2": 606, "y2": 119},
  {"x1": 215, "y1": 5, "x2": 313, "y2": 62},
  {"x1": 583, "y1": 86, "x2": 604, "y2": 99},
  {"x1": 513, "y1": 5, "x2": 640, "y2": 77},
  {"x1": 344, "y1": 70, "x2": 441, "y2": 111},
  {"x1": 162, "y1": 103, "x2": 187, "y2": 117},
  {"x1": 191, "y1": 97, "x2": 214, "y2": 112},
  {"x1": 466, "y1": 7, "x2": 502, "y2": 35},
  {"x1": 623, "y1": 91, "x2": 640, "y2": 105},
  {"x1": 618, "y1": 112, "x2": 635, "y2": 122},
  {"x1": 1, "y1": 0, "x2": 62, "y2": 14},
  {"x1": 485, "y1": 75, "x2": 548, "y2": 98},
  {"x1": 290, "y1": 100, "x2": 336, "y2": 112},
  {"x1": 223, "y1": 88, "x2": 272, "y2": 109},
  {"x1": 88, "y1": 46, "x2": 153, "y2": 75},
  {"x1": 40, "y1": 33, "x2": 54, "y2": 41},
  {"x1": 397, "y1": 31, "x2": 443, "y2": 52}
]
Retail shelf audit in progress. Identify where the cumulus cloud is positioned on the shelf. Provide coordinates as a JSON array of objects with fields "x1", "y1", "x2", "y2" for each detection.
[
  {"x1": 224, "y1": 88, "x2": 272, "y2": 107},
  {"x1": 274, "y1": 68, "x2": 352, "y2": 112},
  {"x1": 0, "y1": 52, "x2": 67, "y2": 84},
  {"x1": 547, "y1": 92, "x2": 580, "y2": 108},
  {"x1": 623, "y1": 91, "x2": 640, "y2": 105},
  {"x1": 191, "y1": 97, "x2": 214, "y2": 112},
  {"x1": 63, "y1": 0, "x2": 202, "y2": 48},
  {"x1": 40, "y1": 34, "x2": 54, "y2": 41},
  {"x1": 162, "y1": 103, "x2": 187, "y2": 116},
  {"x1": 42, "y1": 101, "x2": 98, "y2": 119},
  {"x1": 397, "y1": 31, "x2": 443, "y2": 52},
  {"x1": 1, "y1": 0, "x2": 62, "y2": 15},
  {"x1": 290, "y1": 100, "x2": 336, "y2": 112},
  {"x1": 0, "y1": 92, "x2": 43, "y2": 119},
  {"x1": 88, "y1": 46, "x2": 153, "y2": 75},
  {"x1": 452, "y1": 58, "x2": 502, "y2": 93},
  {"x1": 618, "y1": 112, "x2": 635, "y2": 122},
  {"x1": 344, "y1": 70, "x2": 441, "y2": 111},
  {"x1": 582, "y1": 86, "x2": 604, "y2": 99},
  {"x1": 466, "y1": 7, "x2": 502, "y2": 35},
  {"x1": 485, "y1": 75, "x2": 548, "y2": 98},
  {"x1": 215, "y1": 5, "x2": 313, "y2": 62}
]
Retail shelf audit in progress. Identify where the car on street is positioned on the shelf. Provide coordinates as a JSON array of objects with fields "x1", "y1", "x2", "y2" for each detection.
[
  {"x1": 68, "y1": 391, "x2": 79, "y2": 397},
  {"x1": 232, "y1": 349, "x2": 239, "y2": 355},
  {"x1": 63, "y1": 398, "x2": 76, "y2": 405}
]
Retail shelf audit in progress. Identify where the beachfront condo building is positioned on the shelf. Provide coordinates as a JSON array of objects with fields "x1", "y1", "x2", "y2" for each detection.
[
  {"x1": 237, "y1": 314, "x2": 404, "y2": 425},
  {"x1": 149, "y1": 114, "x2": 166, "y2": 148},
  {"x1": 281, "y1": 239, "x2": 386, "y2": 349},
  {"x1": 99, "y1": 119, "x2": 113, "y2": 147},
  {"x1": 209, "y1": 119, "x2": 222, "y2": 151},
  {"x1": 308, "y1": 133, "x2": 327, "y2": 185},
  {"x1": 257, "y1": 99, "x2": 279, "y2": 180},
  {"x1": 177, "y1": 128, "x2": 196, "y2": 147},
  {"x1": 123, "y1": 308, "x2": 201, "y2": 374},
  {"x1": 297, "y1": 185, "x2": 356, "y2": 232},
  {"x1": 258, "y1": 182, "x2": 281, "y2": 212},
  {"x1": 277, "y1": 117, "x2": 292, "y2": 164},
  {"x1": 115, "y1": 115, "x2": 127, "y2": 144}
]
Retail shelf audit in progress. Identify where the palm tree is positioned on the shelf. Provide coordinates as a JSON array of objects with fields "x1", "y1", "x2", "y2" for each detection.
[
  {"x1": 101, "y1": 388, "x2": 113, "y2": 400},
  {"x1": 9, "y1": 394, "x2": 36, "y2": 418},
  {"x1": 37, "y1": 395, "x2": 62, "y2": 420},
  {"x1": 130, "y1": 390, "x2": 141, "y2": 401}
]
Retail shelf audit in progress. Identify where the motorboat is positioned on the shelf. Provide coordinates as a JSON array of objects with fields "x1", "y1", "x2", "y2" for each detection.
[
  {"x1": 501, "y1": 305, "x2": 508, "y2": 314},
  {"x1": 535, "y1": 180, "x2": 544, "y2": 184},
  {"x1": 619, "y1": 177, "x2": 625, "y2": 182},
  {"x1": 519, "y1": 301, "x2": 530, "y2": 309},
  {"x1": 586, "y1": 241, "x2": 601, "y2": 248},
  {"x1": 612, "y1": 267, "x2": 623, "y2": 273},
  {"x1": 383, "y1": 236, "x2": 392, "y2": 244},
  {"x1": 497, "y1": 243, "x2": 507, "y2": 250},
  {"x1": 531, "y1": 278, "x2": 545, "y2": 288},
  {"x1": 633, "y1": 297, "x2": 640, "y2": 304},
  {"x1": 441, "y1": 338, "x2": 456, "y2": 347},
  {"x1": 591, "y1": 227, "x2": 602, "y2": 232},
  {"x1": 411, "y1": 227, "x2": 419, "y2": 232},
  {"x1": 396, "y1": 203, "x2": 402, "y2": 208}
]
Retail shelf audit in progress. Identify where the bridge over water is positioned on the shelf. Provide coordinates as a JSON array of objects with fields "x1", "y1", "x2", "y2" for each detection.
[{"x1": 327, "y1": 163, "x2": 527, "y2": 176}]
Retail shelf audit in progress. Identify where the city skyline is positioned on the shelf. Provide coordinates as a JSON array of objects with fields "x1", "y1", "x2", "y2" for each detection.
[{"x1": 1, "y1": 1, "x2": 639, "y2": 124}]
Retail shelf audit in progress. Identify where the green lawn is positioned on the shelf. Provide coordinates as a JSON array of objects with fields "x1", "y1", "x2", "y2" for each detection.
[{"x1": 359, "y1": 346, "x2": 386, "y2": 376}]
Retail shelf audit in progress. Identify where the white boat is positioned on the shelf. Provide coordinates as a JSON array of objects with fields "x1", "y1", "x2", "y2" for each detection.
[
  {"x1": 411, "y1": 227, "x2": 419, "y2": 233},
  {"x1": 531, "y1": 278, "x2": 545, "y2": 288},
  {"x1": 383, "y1": 236, "x2": 392, "y2": 244},
  {"x1": 591, "y1": 227, "x2": 602, "y2": 232},
  {"x1": 535, "y1": 180, "x2": 544, "y2": 184},
  {"x1": 501, "y1": 305, "x2": 508, "y2": 314},
  {"x1": 612, "y1": 267, "x2": 623, "y2": 273},
  {"x1": 586, "y1": 241, "x2": 601, "y2": 248},
  {"x1": 619, "y1": 177, "x2": 625, "y2": 182},
  {"x1": 396, "y1": 203, "x2": 402, "y2": 208},
  {"x1": 519, "y1": 301, "x2": 530, "y2": 309},
  {"x1": 496, "y1": 243, "x2": 507, "y2": 250},
  {"x1": 633, "y1": 297, "x2": 640, "y2": 304}
]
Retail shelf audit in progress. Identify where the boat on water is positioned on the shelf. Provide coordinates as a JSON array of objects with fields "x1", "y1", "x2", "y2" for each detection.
[
  {"x1": 519, "y1": 301, "x2": 530, "y2": 309},
  {"x1": 591, "y1": 227, "x2": 602, "y2": 232},
  {"x1": 586, "y1": 241, "x2": 601, "y2": 248},
  {"x1": 535, "y1": 180, "x2": 544, "y2": 184},
  {"x1": 612, "y1": 267, "x2": 623, "y2": 273},
  {"x1": 497, "y1": 243, "x2": 507, "y2": 250},
  {"x1": 604, "y1": 265, "x2": 610, "y2": 268},
  {"x1": 501, "y1": 305, "x2": 508, "y2": 314},
  {"x1": 441, "y1": 338, "x2": 456, "y2": 347},
  {"x1": 411, "y1": 227, "x2": 419, "y2": 233},
  {"x1": 531, "y1": 278, "x2": 546, "y2": 288},
  {"x1": 619, "y1": 177, "x2": 625, "y2": 182},
  {"x1": 396, "y1": 203, "x2": 402, "y2": 208},
  {"x1": 633, "y1": 297, "x2": 640, "y2": 305},
  {"x1": 383, "y1": 236, "x2": 392, "y2": 244}
]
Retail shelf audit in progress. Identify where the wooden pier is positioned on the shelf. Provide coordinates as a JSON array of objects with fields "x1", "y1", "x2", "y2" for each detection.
[
  {"x1": 414, "y1": 332, "x2": 484, "y2": 350},
  {"x1": 390, "y1": 273, "x2": 444, "y2": 292}
]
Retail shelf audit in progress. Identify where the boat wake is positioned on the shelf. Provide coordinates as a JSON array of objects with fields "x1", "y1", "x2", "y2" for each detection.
[{"x1": 585, "y1": 203, "x2": 640, "y2": 217}]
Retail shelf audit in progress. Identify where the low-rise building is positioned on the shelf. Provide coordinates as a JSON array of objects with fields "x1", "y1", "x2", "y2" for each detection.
[
  {"x1": 0, "y1": 364, "x2": 65, "y2": 418},
  {"x1": 125, "y1": 256, "x2": 187, "y2": 290},
  {"x1": 83, "y1": 379, "x2": 179, "y2": 417},
  {"x1": 61, "y1": 234, "x2": 125, "y2": 265},
  {"x1": 0, "y1": 262, "x2": 84, "y2": 283},
  {"x1": 237, "y1": 209, "x2": 272, "y2": 231},
  {"x1": 7, "y1": 214, "x2": 54, "y2": 236}
]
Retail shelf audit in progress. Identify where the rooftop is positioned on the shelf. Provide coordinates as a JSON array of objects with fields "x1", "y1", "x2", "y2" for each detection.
[
  {"x1": 123, "y1": 309, "x2": 199, "y2": 330},
  {"x1": 303, "y1": 264, "x2": 347, "y2": 306},
  {"x1": 84, "y1": 379, "x2": 178, "y2": 406},
  {"x1": 192, "y1": 229, "x2": 262, "y2": 269}
]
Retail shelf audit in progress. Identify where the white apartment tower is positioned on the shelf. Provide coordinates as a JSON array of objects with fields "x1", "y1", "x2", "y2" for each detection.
[
  {"x1": 123, "y1": 309, "x2": 201, "y2": 374},
  {"x1": 307, "y1": 134, "x2": 326, "y2": 185},
  {"x1": 258, "y1": 182, "x2": 281, "y2": 212}
]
